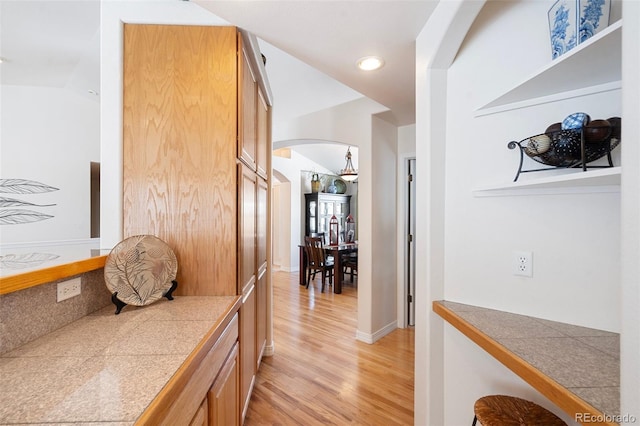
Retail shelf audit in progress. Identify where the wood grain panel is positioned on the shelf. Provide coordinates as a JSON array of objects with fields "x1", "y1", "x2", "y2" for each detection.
[{"x1": 123, "y1": 24, "x2": 237, "y2": 296}]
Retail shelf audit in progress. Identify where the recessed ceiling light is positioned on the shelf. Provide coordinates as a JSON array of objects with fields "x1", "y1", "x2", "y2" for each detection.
[
  {"x1": 0, "y1": 57, "x2": 6, "y2": 64},
  {"x1": 357, "y1": 56, "x2": 384, "y2": 71}
]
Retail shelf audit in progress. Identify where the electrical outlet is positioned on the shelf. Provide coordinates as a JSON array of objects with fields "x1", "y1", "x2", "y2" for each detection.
[
  {"x1": 57, "y1": 278, "x2": 82, "y2": 302},
  {"x1": 513, "y1": 251, "x2": 533, "y2": 277}
]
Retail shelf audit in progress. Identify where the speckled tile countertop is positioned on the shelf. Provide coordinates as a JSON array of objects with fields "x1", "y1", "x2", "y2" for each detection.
[
  {"x1": 0, "y1": 296, "x2": 239, "y2": 425},
  {"x1": 434, "y1": 300, "x2": 620, "y2": 420}
]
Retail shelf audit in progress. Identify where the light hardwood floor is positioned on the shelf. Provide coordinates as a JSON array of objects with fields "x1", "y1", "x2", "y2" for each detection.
[{"x1": 244, "y1": 270, "x2": 415, "y2": 425}]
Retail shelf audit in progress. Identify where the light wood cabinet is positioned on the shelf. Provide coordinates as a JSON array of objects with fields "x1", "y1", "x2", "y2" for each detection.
[
  {"x1": 237, "y1": 35, "x2": 272, "y2": 424},
  {"x1": 190, "y1": 398, "x2": 208, "y2": 426},
  {"x1": 239, "y1": 48, "x2": 258, "y2": 171},
  {"x1": 122, "y1": 24, "x2": 237, "y2": 296},
  {"x1": 256, "y1": 178, "x2": 268, "y2": 365},
  {"x1": 239, "y1": 284, "x2": 256, "y2": 420},
  {"x1": 257, "y1": 89, "x2": 269, "y2": 180},
  {"x1": 208, "y1": 343, "x2": 240, "y2": 426},
  {"x1": 124, "y1": 24, "x2": 271, "y2": 425},
  {"x1": 238, "y1": 164, "x2": 257, "y2": 296}
]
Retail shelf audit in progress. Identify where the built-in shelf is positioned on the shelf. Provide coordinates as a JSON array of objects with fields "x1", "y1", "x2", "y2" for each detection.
[
  {"x1": 476, "y1": 20, "x2": 622, "y2": 116},
  {"x1": 433, "y1": 301, "x2": 620, "y2": 425},
  {"x1": 473, "y1": 166, "x2": 621, "y2": 197}
]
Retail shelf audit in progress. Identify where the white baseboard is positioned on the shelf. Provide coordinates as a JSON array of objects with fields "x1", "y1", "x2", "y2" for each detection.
[
  {"x1": 273, "y1": 265, "x2": 298, "y2": 273},
  {"x1": 264, "y1": 342, "x2": 275, "y2": 356},
  {"x1": 355, "y1": 321, "x2": 397, "y2": 344}
]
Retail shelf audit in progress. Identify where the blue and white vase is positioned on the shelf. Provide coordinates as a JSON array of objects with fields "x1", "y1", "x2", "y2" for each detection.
[
  {"x1": 548, "y1": 0, "x2": 578, "y2": 59},
  {"x1": 578, "y1": 0, "x2": 610, "y2": 44}
]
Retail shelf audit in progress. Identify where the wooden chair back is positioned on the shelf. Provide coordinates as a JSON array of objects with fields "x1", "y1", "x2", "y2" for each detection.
[{"x1": 304, "y1": 236, "x2": 326, "y2": 268}]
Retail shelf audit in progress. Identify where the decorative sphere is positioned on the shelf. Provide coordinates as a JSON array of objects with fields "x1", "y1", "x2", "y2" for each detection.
[
  {"x1": 584, "y1": 119, "x2": 611, "y2": 143},
  {"x1": 561, "y1": 112, "x2": 591, "y2": 130},
  {"x1": 525, "y1": 134, "x2": 551, "y2": 156},
  {"x1": 545, "y1": 122, "x2": 562, "y2": 136}
]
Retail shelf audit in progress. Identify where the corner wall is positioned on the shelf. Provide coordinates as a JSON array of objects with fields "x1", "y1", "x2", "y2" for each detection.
[{"x1": 0, "y1": 86, "x2": 99, "y2": 244}]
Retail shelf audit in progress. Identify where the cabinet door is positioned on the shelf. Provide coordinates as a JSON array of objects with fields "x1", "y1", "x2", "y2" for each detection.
[
  {"x1": 239, "y1": 45, "x2": 257, "y2": 171},
  {"x1": 256, "y1": 89, "x2": 269, "y2": 179},
  {"x1": 240, "y1": 285, "x2": 256, "y2": 421},
  {"x1": 209, "y1": 343, "x2": 239, "y2": 426},
  {"x1": 256, "y1": 178, "x2": 267, "y2": 367},
  {"x1": 238, "y1": 164, "x2": 256, "y2": 295}
]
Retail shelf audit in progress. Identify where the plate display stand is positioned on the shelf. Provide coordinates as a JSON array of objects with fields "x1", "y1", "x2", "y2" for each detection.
[{"x1": 111, "y1": 280, "x2": 178, "y2": 315}]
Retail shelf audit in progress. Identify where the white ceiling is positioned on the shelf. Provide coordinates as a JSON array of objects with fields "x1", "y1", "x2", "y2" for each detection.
[
  {"x1": 1, "y1": 0, "x2": 437, "y2": 171},
  {"x1": 0, "y1": 0, "x2": 100, "y2": 99},
  {"x1": 195, "y1": 0, "x2": 438, "y2": 126}
]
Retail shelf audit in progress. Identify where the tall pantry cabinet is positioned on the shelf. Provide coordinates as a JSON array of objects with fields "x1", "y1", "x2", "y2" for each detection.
[{"x1": 122, "y1": 24, "x2": 272, "y2": 424}]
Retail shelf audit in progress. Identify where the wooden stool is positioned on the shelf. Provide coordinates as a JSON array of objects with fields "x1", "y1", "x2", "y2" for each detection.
[{"x1": 472, "y1": 395, "x2": 567, "y2": 426}]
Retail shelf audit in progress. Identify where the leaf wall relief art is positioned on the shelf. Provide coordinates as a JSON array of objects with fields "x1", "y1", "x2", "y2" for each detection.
[{"x1": 0, "y1": 179, "x2": 58, "y2": 225}]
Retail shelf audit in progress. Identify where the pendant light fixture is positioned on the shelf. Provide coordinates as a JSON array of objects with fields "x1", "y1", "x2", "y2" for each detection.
[{"x1": 339, "y1": 146, "x2": 358, "y2": 182}]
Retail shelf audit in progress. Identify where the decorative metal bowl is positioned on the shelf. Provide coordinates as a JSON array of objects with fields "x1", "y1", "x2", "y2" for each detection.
[{"x1": 508, "y1": 116, "x2": 621, "y2": 182}]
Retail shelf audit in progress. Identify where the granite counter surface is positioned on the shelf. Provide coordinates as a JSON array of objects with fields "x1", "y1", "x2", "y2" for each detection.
[
  {"x1": 434, "y1": 300, "x2": 620, "y2": 423},
  {"x1": 0, "y1": 296, "x2": 239, "y2": 425}
]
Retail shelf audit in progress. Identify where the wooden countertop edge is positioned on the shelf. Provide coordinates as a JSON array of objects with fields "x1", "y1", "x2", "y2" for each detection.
[
  {"x1": 432, "y1": 301, "x2": 617, "y2": 426},
  {"x1": 0, "y1": 255, "x2": 108, "y2": 295},
  {"x1": 135, "y1": 295, "x2": 242, "y2": 425}
]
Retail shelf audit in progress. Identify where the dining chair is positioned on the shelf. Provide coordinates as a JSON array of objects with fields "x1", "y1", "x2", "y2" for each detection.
[
  {"x1": 304, "y1": 236, "x2": 334, "y2": 292},
  {"x1": 342, "y1": 252, "x2": 358, "y2": 284},
  {"x1": 310, "y1": 232, "x2": 326, "y2": 245}
]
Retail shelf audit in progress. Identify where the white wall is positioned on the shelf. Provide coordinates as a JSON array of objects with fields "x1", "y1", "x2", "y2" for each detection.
[
  {"x1": 445, "y1": 0, "x2": 620, "y2": 331},
  {"x1": 369, "y1": 116, "x2": 398, "y2": 337},
  {"x1": 273, "y1": 97, "x2": 399, "y2": 342},
  {"x1": 416, "y1": 0, "x2": 627, "y2": 425},
  {"x1": 619, "y1": 0, "x2": 640, "y2": 420},
  {"x1": 0, "y1": 85, "x2": 99, "y2": 244},
  {"x1": 271, "y1": 150, "x2": 334, "y2": 271},
  {"x1": 271, "y1": 181, "x2": 291, "y2": 271}
]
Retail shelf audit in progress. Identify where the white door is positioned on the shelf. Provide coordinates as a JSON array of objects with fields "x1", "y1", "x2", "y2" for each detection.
[{"x1": 407, "y1": 159, "x2": 416, "y2": 326}]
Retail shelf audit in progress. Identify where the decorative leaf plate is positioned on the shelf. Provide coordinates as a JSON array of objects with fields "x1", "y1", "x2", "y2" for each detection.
[{"x1": 104, "y1": 235, "x2": 178, "y2": 306}]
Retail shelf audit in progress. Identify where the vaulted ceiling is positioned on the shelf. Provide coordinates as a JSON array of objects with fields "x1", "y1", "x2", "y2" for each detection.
[{"x1": 1, "y1": 0, "x2": 438, "y2": 173}]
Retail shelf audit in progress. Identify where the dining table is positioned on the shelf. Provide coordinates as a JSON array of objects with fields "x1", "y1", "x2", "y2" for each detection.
[{"x1": 299, "y1": 242, "x2": 358, "y2": 294}]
